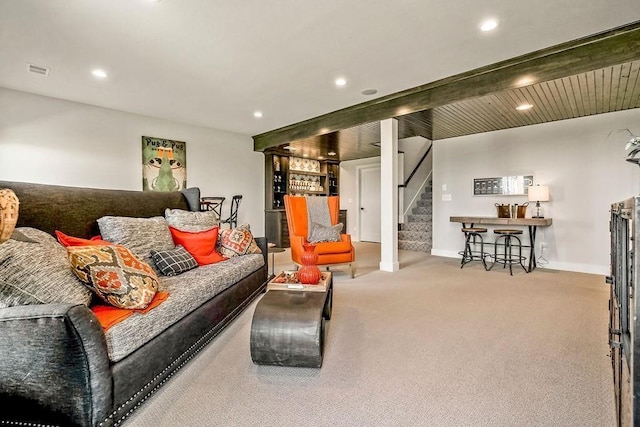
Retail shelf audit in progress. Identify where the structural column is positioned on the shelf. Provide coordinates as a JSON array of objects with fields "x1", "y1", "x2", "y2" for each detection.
[{"x1": 380, "y1": 118, "x2": 399, "y2": 272}]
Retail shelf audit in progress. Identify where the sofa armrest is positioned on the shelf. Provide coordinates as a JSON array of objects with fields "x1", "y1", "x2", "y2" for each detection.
[
  {"x1": 255, "y1": 236, "x2": 268, "y2": 265},
  {"x1": 340, "y1": 233, "x2": 352, "y2": 244},
  {"x1": 0, "y1": 303, "x2": 112, "y2": 427}
]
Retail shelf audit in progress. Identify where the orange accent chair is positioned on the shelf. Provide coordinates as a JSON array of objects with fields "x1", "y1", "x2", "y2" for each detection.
[{"x1": 284, "y1": 195, "x2": 355, "y2": 278}]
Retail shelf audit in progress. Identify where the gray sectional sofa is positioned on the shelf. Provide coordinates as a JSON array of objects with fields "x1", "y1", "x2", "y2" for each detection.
[{"x1": 0, "y1": 181, "x2": 268, "y2": 426}]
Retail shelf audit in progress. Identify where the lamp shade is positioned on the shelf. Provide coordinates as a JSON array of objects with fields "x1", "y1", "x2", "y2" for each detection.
[{"x1": 528, "y1": 185, "x2": 549, "y2": 202}]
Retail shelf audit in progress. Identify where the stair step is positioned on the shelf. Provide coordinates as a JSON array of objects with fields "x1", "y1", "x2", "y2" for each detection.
[
  {"x1": 401, "y1": 221, "x2": 431, "y2": 231},
  {"x1": 398, "y1": 230, "x2": 431, "y2": 240},
  {"x1": 421, "y1": 191, "x2": 432, "y2": 200},
  {"x1": 408, "y1": 213, "x2": 432, "y2": 223},
  {"x1": 398, "y1": 240, "x2": 432, "y2": 253},
  {"x1": 416, "y1": 199, "x2": 432, "y2": 207},
  {"x1": 412, "y1": 206, "x2": 432, "y2": 215}
]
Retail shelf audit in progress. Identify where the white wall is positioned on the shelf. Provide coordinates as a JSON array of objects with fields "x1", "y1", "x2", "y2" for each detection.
[
  {"x1": 432, "y1": 108, "x2": 640, "y2": 274},
  {"x1": 0, "y1": 88, "x2": 265, "y2": 235}
]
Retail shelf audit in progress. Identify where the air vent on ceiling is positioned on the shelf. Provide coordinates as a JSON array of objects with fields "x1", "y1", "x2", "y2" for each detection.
[{"x1": 27, "y1": 63, "x2": 50, "y2": 76}]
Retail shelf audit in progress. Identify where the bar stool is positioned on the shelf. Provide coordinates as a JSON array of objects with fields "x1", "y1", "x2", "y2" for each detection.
[
  {"x1": 489, "y1": 229, "x2": 527, "y2": 275},
  {"x1": 459, "y1": 227, "x2": 489, "y2": 270}
]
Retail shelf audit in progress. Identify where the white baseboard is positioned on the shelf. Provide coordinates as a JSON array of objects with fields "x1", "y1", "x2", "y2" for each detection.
[{"x1": 430, "y1": 248, "x2": 608, "y2": 276}]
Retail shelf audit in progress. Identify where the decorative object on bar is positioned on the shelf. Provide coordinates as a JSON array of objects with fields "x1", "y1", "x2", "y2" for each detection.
[
  {"x1": 298, "y1": 242, "x2": 322, "y2": 284},
  {"x1": 0, "y1": 189, "x2": 19, "y2": 243},
  {"x1": 528, "y1": 185, "x2": 549, "y2": 218},
  {"x1": 624, "y1": 130, "x2": 640, "y2": 166},
  {"x1": 495, "y1": 203, "x2": 511, "y2": 218}
]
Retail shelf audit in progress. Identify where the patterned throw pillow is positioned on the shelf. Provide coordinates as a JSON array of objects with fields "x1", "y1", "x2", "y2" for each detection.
[
  {"x1": 165, "y1": 208, "x2": 218, "y2": 232},
  {"x1": 150, "y1": 245, "x2": 198, "y2": 276},
  {"x1": 67, "y1": 245, "x2": 159, "y2": 309},
  {"x1": 0, "y1": 227, "x2": 92, "y2": 308},
  {"x1": 308, "y1": 222, "x2": 343, "y2": 243},
  {"x1": 217, "y1": 224, "x2": 262, "y2": 258}
]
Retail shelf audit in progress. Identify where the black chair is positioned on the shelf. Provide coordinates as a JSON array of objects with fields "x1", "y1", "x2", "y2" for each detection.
[
  {"x1": 459, "y1": 227, "x2": 489, "y2": 270},
  {"x1": 200, "y1": 196, "x2": 225, "y2": 220},
  {"x1": 221, "y1": 195, "x2": 242, "y2": 228},
  {"x1": 488, "y1": 229, "x2": 527, "y2": 275}
]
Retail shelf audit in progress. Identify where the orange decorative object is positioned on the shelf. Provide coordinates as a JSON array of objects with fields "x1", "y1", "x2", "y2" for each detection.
[
  {"x1": 0, "y1": 189, "x2": 19, "y2": 243},
  {"x1": 298, "y1": 243, "x2": 322, "y2": 284},
  {"x1": 284, "y1": 195, "x2": 355, "y2": 278}
]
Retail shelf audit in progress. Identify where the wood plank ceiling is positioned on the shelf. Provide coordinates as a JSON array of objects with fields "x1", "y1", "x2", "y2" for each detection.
[{"x1": 254, "y1": 21, "x2": 640, "y2": 161}]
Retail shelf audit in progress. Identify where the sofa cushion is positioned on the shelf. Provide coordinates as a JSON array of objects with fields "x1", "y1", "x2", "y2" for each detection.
[
  {"x1": 308, "y1": 222, "x2": 343, "y2": 243},
  {"x1": 165, "y1": 208, "x2": 218, "y2": 232},
  {"x1": 68, "y1": 245, "x2": 159, "y2": 309},
  {"x1": 217, "y1": 224, "x2": 262, "y2": 258},
  {"x1": 97, "y1": 216, "x2": 174, "y2": 270},
  {"x1": 169, "y1": 226, "x2": 225, "y2": 266},
  {"x1": 104, "y1": 253, "x2": 264, "y2": 362},
  {"x1": 0, "y1": 227, "x2": 92, "y2": 308},
  {"x1": 150, "y1": 245, "x2": 198, "y2": 276}
]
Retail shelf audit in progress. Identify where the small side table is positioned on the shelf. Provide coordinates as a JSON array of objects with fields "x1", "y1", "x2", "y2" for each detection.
[{"x1": 267, "y1": 244, "x2": 285, "y2": 277}]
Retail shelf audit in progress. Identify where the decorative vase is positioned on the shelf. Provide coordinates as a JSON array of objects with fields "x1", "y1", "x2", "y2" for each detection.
[
  {"x1": 0, "y1": 189, "x2": 19, "y2": 243},
  {"x1": 298, "y1": 243, "x2": 322, "y2": 284}
]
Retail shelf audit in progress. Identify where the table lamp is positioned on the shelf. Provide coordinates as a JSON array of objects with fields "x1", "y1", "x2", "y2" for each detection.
[{"x1": 528, "y1": 185, "x2": 549, "y2": 218}]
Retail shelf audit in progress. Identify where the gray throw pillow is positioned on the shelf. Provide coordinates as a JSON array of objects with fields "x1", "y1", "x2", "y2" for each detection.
[
  {"x1": 0, "y1": 227, "x2": 92, "y2": 308},
  {"x1": 308, "y1": 222, "x2": 343, "y2": 243},
  {"x1": 165, "y1": 208, "x2": 218, "y2": 232},
  {"x1": 150, "y1": 245, "x2": 198, "y2": 276},
  {"x1": 97, "y1": 216, "x2": 174, "y2": 270}
]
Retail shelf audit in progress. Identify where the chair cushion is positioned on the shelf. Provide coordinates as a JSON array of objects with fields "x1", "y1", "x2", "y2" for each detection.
[{"x1": 314, "y1": 239, "x2": 352, "y2": 255}]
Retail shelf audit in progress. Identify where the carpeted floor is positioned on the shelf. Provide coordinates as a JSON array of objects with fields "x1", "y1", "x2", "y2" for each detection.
[{"x1": 126, "y1": 243, "x2": 616, "y2": 426}]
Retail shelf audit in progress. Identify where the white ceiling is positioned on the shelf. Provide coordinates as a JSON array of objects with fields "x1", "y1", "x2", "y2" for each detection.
[{"x1": 1, "y1": 0, "x2": 639, "y2": 138}]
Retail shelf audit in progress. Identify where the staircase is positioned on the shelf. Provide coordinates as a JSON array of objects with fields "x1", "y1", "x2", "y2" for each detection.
[{"x1": 398, "y1": 181, "x2": 432, "y2": 252}]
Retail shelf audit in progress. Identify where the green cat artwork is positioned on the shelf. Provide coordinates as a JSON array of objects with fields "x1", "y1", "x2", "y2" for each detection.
[{"x1": 142, "y1": 136, "x2": 187, "y2": 192}]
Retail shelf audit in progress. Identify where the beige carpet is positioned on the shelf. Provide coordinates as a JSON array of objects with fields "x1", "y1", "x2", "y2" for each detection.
[{"x1": 126, "y1": 243, "x2": 615, "y2": 426}]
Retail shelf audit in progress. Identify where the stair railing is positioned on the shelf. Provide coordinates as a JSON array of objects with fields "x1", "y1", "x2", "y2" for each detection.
[
  {"x1": 399, "y1": 142, "x2": 432, "y2": 189},
  {"x1": 402, "y1": 170, "x2": 432, "y2": 220},
  {"x1": 398, "y1": 141, "x2": 433, "y2": 223}
]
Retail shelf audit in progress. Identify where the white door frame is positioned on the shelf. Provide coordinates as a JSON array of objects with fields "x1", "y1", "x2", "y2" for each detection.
[{"x1": 356, "y1": 163, "x2": 381, "y2": 242}]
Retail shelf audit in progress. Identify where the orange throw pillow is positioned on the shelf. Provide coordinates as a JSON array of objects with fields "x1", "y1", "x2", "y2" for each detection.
[
  {"x1": 169, "y1": 226, "x2": 225, "y2": 266},
  {"x1": 56, "y1": 230, "x2": 110, "y2": 247}
]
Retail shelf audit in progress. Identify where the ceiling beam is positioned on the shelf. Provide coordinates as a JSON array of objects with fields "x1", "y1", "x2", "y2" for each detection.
[{"x1": 253, "y1": 20, "x2": 640, "y2": 152}]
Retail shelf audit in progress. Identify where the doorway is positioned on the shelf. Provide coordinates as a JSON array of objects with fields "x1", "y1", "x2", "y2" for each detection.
[{"x1": 359, "y1": 166, "x2": 381, "y2": 242}]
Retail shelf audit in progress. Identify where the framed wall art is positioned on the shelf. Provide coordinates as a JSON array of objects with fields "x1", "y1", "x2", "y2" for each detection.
[
  {"x1": 142, "y1": 136, "x2": 187, "y2": 192},
  {"x1": 473, "y1": 175, "x2": 533, "y2": 196}
]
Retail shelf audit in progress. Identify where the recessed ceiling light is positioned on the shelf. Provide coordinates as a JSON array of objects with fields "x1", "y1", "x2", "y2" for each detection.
[
  {"x1": 318, "y1": 156, "x2": 324, "y2": 160},
  {"x1": 283, "y1": 146, "x2": 297, "y2": 151},
  {"x1": 516, "y1": 103, "x2": 533, "y2": 111},
  {"x1": 302, "y1": 154, "x2": 308, "y2": 158},
  {"x1": 361, "y1": 89, "x2": 378, "y2": 96},
  {"x1": 92, "y1": 69, "x2": 108, "y2": 78},
  {"x1": 479, "y1": 19, "x2": 498, "y2": 32},
  {"x1": 328, "y1": 151, "x2": 336, "y2": 156},
  {"x1": 335, "y1": 78, "x2": 347, "y2": 87},
  {"x1": 253, "y1": 111, "x2": 263, "y2": 118}
]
